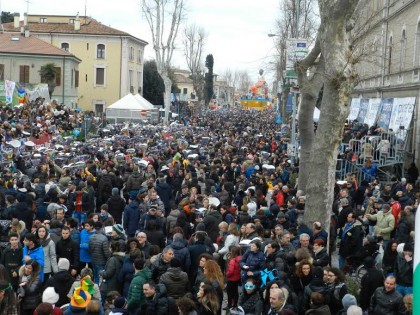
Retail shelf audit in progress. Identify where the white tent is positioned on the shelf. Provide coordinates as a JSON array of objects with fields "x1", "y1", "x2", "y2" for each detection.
[{"x1": 106, "y1": 94, "x2": 158, "y2": 123}]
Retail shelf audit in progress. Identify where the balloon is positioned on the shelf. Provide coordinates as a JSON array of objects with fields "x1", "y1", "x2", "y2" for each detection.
[{"x1": 73, "y1": 129, "x2": 81, "y2": 136}]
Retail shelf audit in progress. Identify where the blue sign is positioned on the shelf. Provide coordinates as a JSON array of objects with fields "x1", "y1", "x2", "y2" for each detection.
[
  {"x1": 286, "y1": 93, "x2": 293, "y2": 113},
  {"x1": 275, "y1": 116, "x2": 282, "y2": 124},
  {"x1": 377, "y1": 98, "x2": 394, "y2": 130}
]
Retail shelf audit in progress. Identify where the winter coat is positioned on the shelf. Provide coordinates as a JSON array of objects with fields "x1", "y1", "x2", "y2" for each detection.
[
  {"x1": 139, "y1": 213, "x2": 163, "y2": 233},
  {"x1": 139, "y1": 242, "x2": 152, "y2": 260},
  {"x1": 126, "y1": 173, "x2": 143, "y2": 193},
  {"x1": 238, "y1": 290, "x2": 263, "y2": 315},
  {"x1": 88, "y1": 231, "x2": 110, "y2": 265},
  {"x1": 123, "y1": 200, "x2": 141, "y2": 237},
  {"x1": 339, "y1": 220, "x2": 363, "y2": 258},
  {"x1": 394, "y1": 254, "x2": 413, "y2": 287},
  {"x1": 79, "y1": 229, "x2": 95, "y2": 263},
  {"x1": 107, "y1": 195, "x2": 126, "y2": 224},
  {"x1": 11, "y1": 202, "x2": 33, "y2": 233},
  {"x1": 360, "y1": 268, "x2": 384, "y2": 310},
  {"x1": 159, "y1": 267, "x2": 189, "y2": 299},
  {"x1": 305, "y1": 304, "x2": 331, "y2": 315},
  {"x1": 45, "y1": 270, "x2": 75, "y2": 307},
  {"x1": 203, "y1": 210, "x2": 223, "y2": 242},
  {"x1": 226, "y1": 256, "x2": 242, "y2": 282},
  {"x1": 312, "y1": 247, "x2": 329, "y2": 267},
  {"x1": 240, "y1": 249, "x2": 265, "y2": 278},
  {"x1": 368, "y1": 210, "x2": 395, "y2": 241},
  {"x1": 118, "y1": 257, "x2": 137, "y2": 298},
  {"x1": 145, "y1": 229, "x2": 166, "y2": 250},
  {"x1": 327, "y1": 282, "x2": 347, "y2": 315},
  {"x1": 149, "y1": 254, "x2": 171, "y2": 282},
  {"x1": 369, "y1": 287, "x2": 405, "y2": 315},
  {"x1": 100, "y1": 252, "x2": 125, "y2": 296},
  {"x1": 18, "y1": 272, "x2": 42, "y2": 311},
  {"x1": 22, "y1": 245, "x2": 45, "y2": 282},
  {"x1": 0, "y1": 245, "x2": 23, "y2": 289},
  {"x1": 64, "y1": 306, "x2": 86, "y2": 315},
  {"x1": 166, "y1": 209, "x2": 181, "y2": 235},
  {"x1": 169, "y1": 240, "x2": 191, "y2": 273},
  {"x1": 127, "y1": 267, "x2": 152, "y2": 312},
  {"x1": 264, "y1": 250, "x2": 287, "y2": 273},
  {"x1": 303, "y1": 280, "x2": 330, "y2": 312},
  {"x1": 156, "y1": 181, "x2": 172, "y2": 210},
  {"x1": 138, "y1": 286, "x2": 170, "y2": 315},
  {"x1": 56, "y1": 237, "x2": 80, "y2": 269},
  {"x1": 188, "y1": 241, "x2": 212, "y2": 277},
  {"x1": 41, "y1": 236, "x2": 59, "y2": 274},
  {"x1": 217, "y1": 234, "x2": 239, "y2": 260}
]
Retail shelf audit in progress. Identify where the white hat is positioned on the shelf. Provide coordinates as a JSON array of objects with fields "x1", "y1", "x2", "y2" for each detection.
[
  {"x1": 24, "y1": 141, "x2": 35, "y2": 147},
  {"x1": 58, "y1": 258, "x2": 70, "y2": 271},
  {"x1": 42, "y1": 287, "x2": 59, "y2": 304}
]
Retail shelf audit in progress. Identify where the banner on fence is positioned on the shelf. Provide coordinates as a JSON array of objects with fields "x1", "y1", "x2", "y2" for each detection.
[
  {"x1": 364, "y1": 98, "x2": 381, "y2": 127},
  {"x1": 357, "y1": 99, "x2": 369, "y2": 123},
  {"x1": 377, "y1": 98, "x2": 394, "y2": 130},
  {"x1": 348, "y1": 98, "x2": 361, "y2": 121}
]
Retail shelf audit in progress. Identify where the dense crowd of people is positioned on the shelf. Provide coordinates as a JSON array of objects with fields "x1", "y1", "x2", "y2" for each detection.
[{"x1": 0, "y1": 103, "x2": 417, "y2": 315}]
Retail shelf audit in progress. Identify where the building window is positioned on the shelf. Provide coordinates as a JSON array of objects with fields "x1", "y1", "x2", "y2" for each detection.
[
  {"x1": 39, "y1": 18, "x2": 47, "y2": 23},
  {"x1": 137, "y1": 71, "x2": 142, "y2": 92},
  {"x1": 55, "y1": 67, "x2": 61, "y2": 87},
  {"x1": 69, "y1": 19, "x2": 75, "y2": 24},
  {"x1": 137, "y1": 49, "x2": 143, "y2": 63},
  {"x1": 96, "y1": 67, "x2": 105, "y2": 86},
  {"x1": 387, "y1": 36, "x2": 393, "y2": 74},
  {"x1": 129, "y1": 47, "x2": 134, "y2": 61},
  {"x1": 129, "y1": 70, "x2": 133, "y2": 92},
  {"x1": 19, "y1": 65, "x2": 30, "y2": 83},
  {"x1": 415, "y1": 22, "x2": 420, "y2": 67},
  {"x1": 183, "y1": 88, "x2": 188, "y2": 94},
  {"x1": 61, "y1": 43, "x2": 69, "y2": 51},
  {"x1": 400, "y1": 29, "x2": 407, "y2": 72},
  {"x1": 75, "y1": 70, "x2": 79, "y2": 87},
  {"x1": 0, "y1": 64, "x2": 4, "y2": 81},
  {"x1": 97, "y1": 44, "x2": 105, "y2": 59},
  {"x1": 95, "y1": 103, "x2": 104, "y2": 116}
]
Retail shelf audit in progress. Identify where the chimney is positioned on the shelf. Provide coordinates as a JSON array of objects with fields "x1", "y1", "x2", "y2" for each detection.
[
  {"x1": 24, "y1": 13, "x2": 28, "y2": 26},
  {"x1": 74, "y1": 16, "x2": 81, "y2": 31},
  {"x1": 13, "y1": 13, "x2": 20, "y2": 28},
  {"x1": 24, "y1": 26, "x2": 30, "y2": 38}
]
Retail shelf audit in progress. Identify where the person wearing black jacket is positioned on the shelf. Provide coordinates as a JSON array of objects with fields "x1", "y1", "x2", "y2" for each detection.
[
  {"x1": 203, "y1": 205, "x2": 222, "y2": 243},
  {"x1": 45, "y1": 258, "x2": 75, "y2": 307},
  {"x1": 106, "y1": 188, "x2": 126, "y2": 224},
  {"x1": 359, "y1": 257, "x2": 384, "y2": 311},
  {"x1": 55, "y1": 226, "x2": 80, "y2": 275},
  {"x1": 338, "y1": 212, "x2": 363, "y2": 271},
  {"x1": 0, "y1": 232, "x2": 23, "y2": 290}
]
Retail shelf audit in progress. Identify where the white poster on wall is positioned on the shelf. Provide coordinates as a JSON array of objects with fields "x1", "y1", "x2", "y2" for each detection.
[
  {"x1": 348, "y1": 98, "x2": 361, "y2": 121},
  {"x1": 364, "y1": 98, "x2": 382, "y2": 127},
  {"x1": 388, "y1": 97, "x2": 416, "y2": 140}
]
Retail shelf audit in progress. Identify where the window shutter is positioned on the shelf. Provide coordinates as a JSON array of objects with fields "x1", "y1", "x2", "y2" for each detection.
[{"x1": 55, "y1": 67, "x2": 61, "y2": 86}]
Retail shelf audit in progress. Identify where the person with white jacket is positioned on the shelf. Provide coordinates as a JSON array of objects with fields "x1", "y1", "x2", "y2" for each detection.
[{"x1": 215, "y1": 223, "x2": 240, "y2": 261}]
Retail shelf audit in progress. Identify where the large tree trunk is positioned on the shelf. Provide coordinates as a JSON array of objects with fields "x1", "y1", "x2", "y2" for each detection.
[
  {"x1": 302, "y1": 0, "x2": 359, "y2": 229},
  {"x1": 162, "y1": 74, "x2": 172, "y2": 124}
]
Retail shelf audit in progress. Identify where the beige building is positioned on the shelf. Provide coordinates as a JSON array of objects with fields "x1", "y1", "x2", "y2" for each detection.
[
  {"x1": 4, "y1": 13, "x2": 147, "y2": 114},
  {"x1": 173, "y1": 69, "x2": 195, "y2": 102},
  {"x1": 0, "y1": 32, "x2": 80, "y2": 105},
  {"x1": 353, "y1": 0, "x2": 420, "y2": 167}
]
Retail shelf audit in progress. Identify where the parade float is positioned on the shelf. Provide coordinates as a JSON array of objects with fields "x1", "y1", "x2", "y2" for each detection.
[{"x1": 240, "y1": 69, "x2": 271, "y2": 111}]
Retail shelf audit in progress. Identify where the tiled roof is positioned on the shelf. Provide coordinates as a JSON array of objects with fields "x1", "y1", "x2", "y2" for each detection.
[
  {"x1": 0, "y1": 33, "x2": 81, "y2": 60},
  {"x1": 3, "y1": 17, "x2": 147, "y2": 44},
  {"x1": 174, "y1": 73, "x2": 193, "y2": 84}
]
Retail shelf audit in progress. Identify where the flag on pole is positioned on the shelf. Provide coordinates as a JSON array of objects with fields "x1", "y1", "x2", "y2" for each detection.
[{"x1": 413, "y1": 205, "x2": 420, "y2": 313}]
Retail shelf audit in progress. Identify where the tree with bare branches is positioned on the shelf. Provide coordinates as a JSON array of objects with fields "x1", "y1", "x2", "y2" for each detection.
[
  {"x1": 141, "y1": 0, "x2": 186, "y2": 124},
  {"x1": 183, "y1": 24, "x2": 207, "y2": 102}
]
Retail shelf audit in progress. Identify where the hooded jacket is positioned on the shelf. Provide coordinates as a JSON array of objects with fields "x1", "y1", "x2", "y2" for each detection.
[
  {"x1": 100, "y1": 251, "x2": 125, "y2": 296},
  {"x1": 203, "y1": 210, "x2": 223, "y2": 242},
  {"x1": 123, "y1": 200, "x2": 141, "y2": 237},
  {"x1": 159, "y1": 267, "x2": 189, "y2": 299},
  {"x1": 169, "y1": 240, "x2": 191, "y2": 273},
  {"x1": 127, "y1": 267, "x2": 152, "y2": 313},
  {"x1": 22, "y1": 245, "x2": 45, "y2": 282},
  {"x1": 40, "y1": 235, "x2": 59, "y2": 274}
]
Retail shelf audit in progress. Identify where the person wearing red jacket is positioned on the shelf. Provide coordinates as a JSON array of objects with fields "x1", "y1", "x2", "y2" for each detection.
[
  {"x1": 225, "y1": 246, "x2": 242, "y2": 310},
  {"x1": 390, "y1": 199, "x2": 402, "y2": 229}
]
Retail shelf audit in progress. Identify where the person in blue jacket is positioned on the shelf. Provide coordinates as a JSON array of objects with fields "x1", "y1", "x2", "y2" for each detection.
[
  {"x1": 80, "y1": 219, "x2": 96, "y2": 267},
  {"x1": 239, "y1": 239, "x2": 265, "y2": 284},
  {"x1": 22, "y1": 233, "x2": 45, "y2": 282},
  {"x1": 123, "y1": 191, "x2": 144, "y2": 238}
]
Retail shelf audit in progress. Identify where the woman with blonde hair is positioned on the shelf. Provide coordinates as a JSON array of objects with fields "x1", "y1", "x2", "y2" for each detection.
[
  {"x1": 197, "y1": 283, "x2": 219, "y2": 315},
  {"x1": 202, "y1": 260, "x2": 224, "y2": 312},
  {"x1": 216, "y1": 223, "x2": 239, "y2": 262}
]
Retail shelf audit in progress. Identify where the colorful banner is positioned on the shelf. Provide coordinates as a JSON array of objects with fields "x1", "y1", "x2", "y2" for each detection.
[
  {"x1": 347, "y1": 98, "x2": 361, "y2": 121},
  {"x1": 357, "y1": 98, "x2": 369, "y2": 123},
  {"x1": 364, "y1": 98, "x2": 381, "y2": 127},
  {"x1": 388, "y1": 97, "x2": 416, "y2": 140},
  {"x1": 5, "y1": 80, "x2": 15, "y2": 104},
  {"x1": 377, "y1": 98, "x2": 394, "y2": 130}
]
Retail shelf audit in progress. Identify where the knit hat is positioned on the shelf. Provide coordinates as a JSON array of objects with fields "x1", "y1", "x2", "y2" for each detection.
[
  {"x1": 113, "y1": 296, "x2": 127, "y2": 309},
  {"x1": 342, "y1": 294, "x2": 357, "y2": 309},
  {"x1": 58, "y1": 258, "x2": 70, "y2": 271},
  {"x1": 113, "y1": 224, "x2": 124, "y2": 236},
  {"x1": 42, "y1": 287, "x2": 59, "y2": 304},
  {"x1": 70, "y1": 288, "x2": 92, "y2": 308},
  {"x1": 112, "y1": 188, "x2": 119, "y2": 196},
  {"x1": 80, "y1": 276, "x2": 95, "y2": 295}
]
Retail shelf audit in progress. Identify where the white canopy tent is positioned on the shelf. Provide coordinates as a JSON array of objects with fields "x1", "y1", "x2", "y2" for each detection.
[{"x1": 106, "y1": 94, "x2": 158, "y2": 123}]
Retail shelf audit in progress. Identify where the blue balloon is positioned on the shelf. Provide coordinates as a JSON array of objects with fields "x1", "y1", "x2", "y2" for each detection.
[{"x1": 73, "y1": 129, "x2": 81, "y2": 136}]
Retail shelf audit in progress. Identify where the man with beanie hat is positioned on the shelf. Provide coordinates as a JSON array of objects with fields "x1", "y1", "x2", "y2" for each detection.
[
  {"x1": 110, "y1": 296, "x2": 128, "y2": 315},
  {"x1": 106, "y1": 188, "x2": 126, "y2": 224},
  {"x1": 111, "y1": 224, "x2": 126, "y2": 251},
  {"x1": 394, "y1": 242, "x2": 414, "y2": 296},
  {"x1": 45, "y1": 258, "x2": 75, "y2": 307},
  {"x1": 337, "y1": 294, "x2": 357, "y2": 314}
]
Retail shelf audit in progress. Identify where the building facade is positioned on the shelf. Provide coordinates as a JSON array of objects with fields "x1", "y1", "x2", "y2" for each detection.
[
  {"x1": 0, "y1": 32, "x2": 80, "y2": 105},
  {"x1": 4, "y1": 14, "x2": 147, "y2": 114},
  {"x1": 353, "y1": 0, "x2": 420, "y2": 167}
]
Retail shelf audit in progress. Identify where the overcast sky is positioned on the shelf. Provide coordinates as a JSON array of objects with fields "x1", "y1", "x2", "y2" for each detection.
[{"x1": 4, "y1": 0, "x2": 281, "y2": 84}]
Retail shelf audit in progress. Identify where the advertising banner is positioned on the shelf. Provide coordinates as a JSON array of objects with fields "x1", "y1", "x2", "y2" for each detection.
[
  {"x1": 364, "y1": 98, "x2": 381, "y2": 127},
  {"x1": 357, "y1": 99, "x2": 369, "y2": 123},
  {"x1": 377, "y1": 98, "x2": 394, "y2": 130},
  {"x1": 348, "y1": 98, "x2": 361, "y2": 121},
  {"x1": 389, "y1": 97, "x2": 416, "y2": 140}
]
